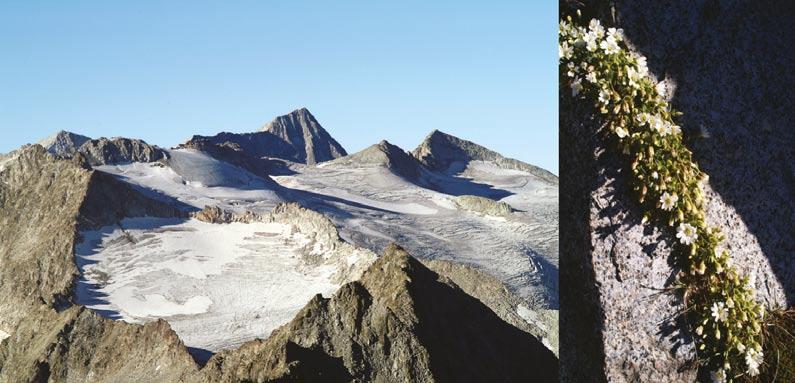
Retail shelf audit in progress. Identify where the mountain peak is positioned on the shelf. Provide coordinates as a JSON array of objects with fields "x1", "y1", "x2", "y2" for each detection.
[
  {"x1": 39, "y1": 130, "x2": 91, "y2": 157},
  {"x1": 202, "y1": 244, "x2": 558, "y2": 382},
  {"x1": 258, "y1": 108, "x2": 347, "y2": 164},
  {"x1": 329, "y1": 139, "x2": 422, "y2": 181},
  {"x1": 412, "y1": 129, "x2": 558, "y2": 184}
]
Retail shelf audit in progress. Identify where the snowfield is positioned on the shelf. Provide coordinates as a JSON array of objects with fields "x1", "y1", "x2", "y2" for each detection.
[
  {"x1": 78, "y1": 149, "x2": 558, "y2": 353},
  {"x1": 75, "y1": 217, "x2": 372, "y2": 352}
]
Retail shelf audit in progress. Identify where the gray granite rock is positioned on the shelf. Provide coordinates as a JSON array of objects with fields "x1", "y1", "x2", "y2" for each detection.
[
  {"x1": 560, "y1": 2, "x2": 792, "y2": 381},
  {"x1": 412, "y1": 130, "x2": 558, "y2": 185}
]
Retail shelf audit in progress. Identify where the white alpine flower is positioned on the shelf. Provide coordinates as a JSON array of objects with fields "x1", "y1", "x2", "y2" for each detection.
[
  {"x1": 615, "y1": 126, "x2": 629, "y2": 138},
  {"x1": 584, "y1": 31, "x2": 599, "y2": 52},
  {"x1": 671, "y1": 124, "x2": 682, "y2": 135},
  {"x1": 745, "y1": 348, "x2": 763, "y2": 376},
  {"x1": 598, "y1": 89, "x2": 610, "y2": 105},
  {"x1": 571, "y1": 79, "x2": 583, "y2": 97},
  {"x1": 607, "y1": 27, "x2": 623, "y2": 41},
  {"x1": 636, "y1": 112, "x2": 651, "y2": 126},
  {"x1": 559, "y1": 42, "x2": 573, "y2": 59},
  {"x1": 710, "y1": 369, "x2": 726, "y2": 383},
  {"x1": 586, "y1": 71, "x2": 597, "y2": 83},
  {"x1": 676, "y1": 222, "x2": 698, "y2": 245},
  {"x1": 659, "y1": 192, "x2": 678, "y2": 211},
  {"x1": 599, "y1": 34, "x2": 620, "y2": 55},
  {"x1": 636, "y1": 55, "x2": 649, "y2": 77},
  {"x1": 711, "y1": 301, "x2": 729, "y2": 323},
  {"x1": 588, "y1": 19, "x2": 605, "y2": 38},
  {"x1": 736, "y1": 342, "x2": 746, "y2": 353}
]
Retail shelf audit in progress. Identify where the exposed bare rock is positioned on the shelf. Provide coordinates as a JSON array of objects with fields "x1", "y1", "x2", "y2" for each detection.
[
  {"x1": 0, "y1": 306, "x2": 198, "y2": 383},
  {"x1": 452, "y1": 195, "x2": 513, "y2": 217},
  {"x1": 202, "y1": 245, "x2": 558, "y2": 383},
  {"x1": 412, "y1": 130, "x2": 558, "y2": 185},
  {"x1": 559, "y1": 2, "x2": 791, "y2": 382},
  {"x1": 192, "y1": 205, "x2": 260, "y2": 224},
  {"x1": 327, "y1": 140, "x2": 424, "y2": 181},
  {"x1": 182, "y1": 108, "x2": 347, "y2": 166},
  {"x1": 0, "y1": 145, "x2": 202, "y2": 383},
  {"x1": 260, "y1": 107, "x2": 347, "y2": 164},
  {"x1": 0, "y1": 145, "x2": 92, "y2": 316},
  {"x1": 78, "y1": 137, "x2": 168, "y2": 166},
  {"x1": 177, "y1": 136, "x2": 290, "y2": 178},
  {"x1": 38, "y1": 130, "x2": 91, "y2": 158},
  {"x1": 422, "y1": 259, "x2": 558, "y2": 356}
]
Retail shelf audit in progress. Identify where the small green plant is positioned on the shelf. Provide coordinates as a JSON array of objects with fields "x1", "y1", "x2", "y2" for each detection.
[{"x1": 559, "y1": 14, "x2": 770, "y2": 382}]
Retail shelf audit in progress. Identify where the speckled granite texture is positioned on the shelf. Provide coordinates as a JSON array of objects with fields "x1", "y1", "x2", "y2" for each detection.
[{"x1": 560, "y1": 1, "x2": 793, "y2": 381}]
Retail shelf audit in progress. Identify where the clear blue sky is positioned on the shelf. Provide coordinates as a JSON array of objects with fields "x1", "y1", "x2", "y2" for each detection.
[{"x1": 0, "y1": 1, "x2": 558, "y2": 173}]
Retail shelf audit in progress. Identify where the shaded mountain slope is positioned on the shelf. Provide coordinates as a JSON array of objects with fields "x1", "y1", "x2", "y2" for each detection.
[
  {"x1": 202, "y1": 244, "x2": 558, "y2": 383},
  {"x1": 181, "y1": 108, "x2": 346, "y2": 166},
  {"x1": 260, "y1": 107, "x2": 347, "y2": 164},
  {"x1": 412, "y1": 130, "x2": 558, "y2": 185},
  {"x1": 326, "y1": 140, "x2": 424, "y2": 181}
]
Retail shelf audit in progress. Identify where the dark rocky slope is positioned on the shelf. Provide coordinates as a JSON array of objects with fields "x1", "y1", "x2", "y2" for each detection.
[{"x1": 202, "y1": 245, "x2": 558, "y2": 383}]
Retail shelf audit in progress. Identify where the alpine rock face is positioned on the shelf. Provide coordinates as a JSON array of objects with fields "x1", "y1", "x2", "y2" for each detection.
[{"x1": 0, "y1": 109, "x2": 558, "y2": 382}]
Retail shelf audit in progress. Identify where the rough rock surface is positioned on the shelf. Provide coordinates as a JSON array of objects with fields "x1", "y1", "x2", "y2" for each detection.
[
  {"x1": 560, "y1": 2, "x2": 792, "y2": 382},
  {"x1": 184, "y1": 108, "x2": 347, "y2": 166},
  {"x1": 327, "y1": 140, "x2": 424, "y2": 181},
  {"x1": 452, "y1": 195, "x2": 513, "y2": 217},
  {"x1": 78, "y1": 137, "x2": 168, "y2": 166},
  {"x1": 412, "y1": 130, "x2": 558, "y2": 185},
  {"x1": 0, "y1": 145, "x2": 200, "y2": 383},
  {"x1": 177, "y1": 136, "x2": 291, "y2": 178},
  {"x1": 38, "y1": 130, "x2": 91, "y2": 158},
  {"x1": 260, "y1": 107, "x2": 347, "y2": 164},
  {"x1": 422, "y1": 259, "x2": 558, "y2": 356},
  {"x1": 201, "y1": 245, "x2": 558, "y2": 383}
]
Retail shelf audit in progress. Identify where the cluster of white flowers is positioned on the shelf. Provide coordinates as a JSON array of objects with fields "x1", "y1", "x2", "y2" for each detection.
[
  {"x1": 745, "y1": 347, "x2": 763, "y2": 376},
  {"x1": 636, "y1": 112, "x2": 681, "y2": 137},
  {"x1": 561, "y1": 16, "x2": 769, "y2": 379}
]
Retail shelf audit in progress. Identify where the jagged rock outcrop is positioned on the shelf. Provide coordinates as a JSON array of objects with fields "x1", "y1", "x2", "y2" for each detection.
[
  {"x1": 412, "y1": 130, "x2": 558, "y2": 185},
  {"x1": 327, "y1": 140, "x2": 424, "y2": 181},
  {"x1": 37, "y1": 131, "x2": 168, "y2": 166},
  {"x1": 559, "y1": 2, "x2": 792, "y2": 382},
  {"x1": 38, "y1": 130, "x2": 91, "y2": 158},
  {"x1": 182, "y1": 108, "x2": 347, "y2": 166},
  {"x1": 78, "y1": 137, "x2": 168, "y2": 166},
  {"x1": 0, "y1": 306, "x2": 197, "y2": 383},
  {"x1": 202, "y1": 245, "x2": 558, "y2": 383},
  {"x1": 260, "y1": 107, "x2": 347, "y2": 164},
  {"x1": 452, "y1": 195, "x2": 513, "y2": 217}
]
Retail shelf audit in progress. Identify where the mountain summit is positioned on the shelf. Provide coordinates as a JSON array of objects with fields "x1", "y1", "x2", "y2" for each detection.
[
  {"x1": 181, "y1": 108, "x2": 346, "y2": 166},
  {"x1": 259, "y1": 107, "x2": 347, "y2": 164},
  {"x1": 412, "y1": 130, "x2": 558, "y2": 184}
]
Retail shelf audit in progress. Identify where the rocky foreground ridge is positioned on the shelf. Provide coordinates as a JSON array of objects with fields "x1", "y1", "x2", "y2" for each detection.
[{"x1": 0, "y1": 146, "x2": 557, "y2": 382}]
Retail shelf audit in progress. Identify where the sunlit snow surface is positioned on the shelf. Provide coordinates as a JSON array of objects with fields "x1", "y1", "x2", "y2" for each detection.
[
  {"x1": 80, "y1": 149, "x2": 558, "y2": 352},
  {"x1": 75, "y1": 218, "x2": 349, "y2": 351}
]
